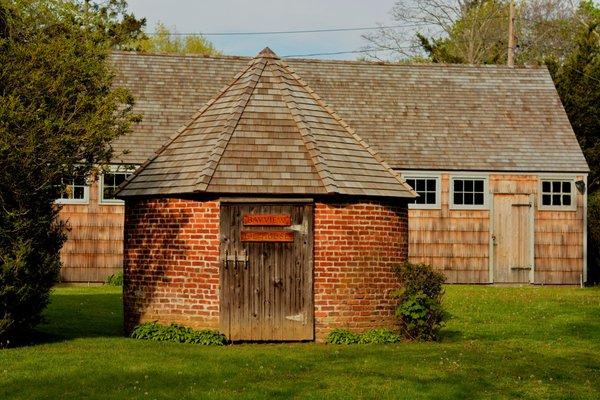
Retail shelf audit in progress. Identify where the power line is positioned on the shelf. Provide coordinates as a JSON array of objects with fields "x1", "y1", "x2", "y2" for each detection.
[
  {"x1": 282, "y1": 47, "x2": 418, "y2": 58},
  {"x1": 147, "y1": 23, "x2": 436, "y2": 37}
]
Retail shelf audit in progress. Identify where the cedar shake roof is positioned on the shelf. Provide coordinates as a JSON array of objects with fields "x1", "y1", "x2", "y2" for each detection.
[
  {"x1": 118, "y1": 48, "x2": 417, "y2": 198},
  {"x1": 110, "y1": 51, "x2": 589, "y2": 174}
]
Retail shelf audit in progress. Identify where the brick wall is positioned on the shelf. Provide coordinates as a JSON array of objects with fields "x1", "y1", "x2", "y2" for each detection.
[
  {"x1": 123, "y1": 197, "x2": 409, "y2": 340},
  {"x1": 313, "y1": 201, "x2": 408, "y2": 340},
  {"x1": 123, "y1": 197, "x2": 220, "y2": 332}
]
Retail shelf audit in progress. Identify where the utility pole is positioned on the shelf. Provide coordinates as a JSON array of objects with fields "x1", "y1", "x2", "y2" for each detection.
[{"x1": 507, "y1": 0, "x2": 515, "y2": 67}]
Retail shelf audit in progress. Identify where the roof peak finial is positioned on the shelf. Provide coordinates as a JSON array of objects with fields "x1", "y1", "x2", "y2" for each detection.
[{"x1": 257, "y1": 47, "x2": 279, "y2": 59}]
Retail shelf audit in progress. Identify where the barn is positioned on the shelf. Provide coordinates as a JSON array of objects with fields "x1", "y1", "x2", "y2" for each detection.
[
  {"x1": 117, "y1": 48, "x2": 416, "y2": 341},
  {"x1": 57, "y1": 47, "x2": 589, "y2": 286}
]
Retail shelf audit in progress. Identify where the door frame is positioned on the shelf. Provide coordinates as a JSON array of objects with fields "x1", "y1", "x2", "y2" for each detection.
[
  {"x1": 218, "y1": 198, "x2": 315, "y2": 341},
  {"x1": 489, "y1": 193, "x2": 535, "y2": 284}
]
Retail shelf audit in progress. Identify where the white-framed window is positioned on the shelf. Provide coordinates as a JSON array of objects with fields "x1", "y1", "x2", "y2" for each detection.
[
  {"x1": 100, "y1": 165, "x2": 136, "y2": 204},
  {"x1": 450, "y1": 176, "x2": 489, "y2": 210},
  {"x1": 539, "y1": 178, "x2": 576, "y2": 211},
  {"x1": 56, "y1": 176, "x2": 89, "y2": 204},
  {"x1": 404, "y1": 175, "x2": 441, "y2": 209}
]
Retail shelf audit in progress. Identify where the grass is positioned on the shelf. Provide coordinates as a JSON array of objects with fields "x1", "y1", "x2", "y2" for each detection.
[{"x1": 1, "y1": 285, "x2": 599, "y2": 399}]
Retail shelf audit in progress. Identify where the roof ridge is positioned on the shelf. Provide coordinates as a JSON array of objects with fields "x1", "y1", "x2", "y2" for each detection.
[
  {"x1": 116, "y1": 59, "x2": 257, "y2": 195},
  {"x1": 195, "y1": 58, "x2": 268, "y2": 191},
  {"x1": 270, "y1": 61, "x2": 338, "y2": 194},
  {"x1": 275, "y1": 58, "x2": 418, "y2": 197}
]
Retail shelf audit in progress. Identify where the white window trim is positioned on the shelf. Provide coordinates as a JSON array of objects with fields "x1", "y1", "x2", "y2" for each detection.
[
  {"x1": 402, "y1": 173, "x2": 442, "y2": 210},
  {"x1": 99, "y1": 164, "x2": 137, "y2": 205},
  {"x1": 449, "y1": 175, "x2": 490, "y2": 210},
  {"x1": 55, "y1": 179, "x2": 90, "y2": 205},
  {"x1": 538, "y1": 176, "x2": 577, "y2": 212}
]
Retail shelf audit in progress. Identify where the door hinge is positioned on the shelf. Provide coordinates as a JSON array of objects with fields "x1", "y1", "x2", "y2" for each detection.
[
  {"x1": 285, "y1": 312, "x2": 307, "y2": 325},
  {"x1": 289, "y1": 219, "x2": 308, "y2": 235}
]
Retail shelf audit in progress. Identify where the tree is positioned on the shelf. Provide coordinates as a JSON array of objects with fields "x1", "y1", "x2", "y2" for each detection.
[
  {"x1": 364, "y1": 0, "x2": 594, "y2": 65},
  {"x1": 137, "y1": 22, "x2": 220, "y2": 55},
  {"x1": 0, "y1": 0, "x2": 143, "y2": 345},
  {"x1": 548, "y1": 15, "x2": 600, "y2": 191}
]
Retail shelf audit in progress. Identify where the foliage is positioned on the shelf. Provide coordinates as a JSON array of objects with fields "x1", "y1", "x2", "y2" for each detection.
[
  {"x1": 0, "y1": 0, "x2": 143, "y2": 343},
  {"x1": 588, "y1": 192, "x2": 600, "y2": 283},
  {"x1": 137, "y1": 22, "x2": 220, "y2": 55},
  {"x1": 325, "y1": 328, "x2": 361, "y2": 344},
  {"x1": 357, "y1": 328, "x2": 403, "y2": 344},
  {"x1": 104, "y1": 272, "x2": 123, "y2": 286},
  {"x1": 364, "y1": 0, "x2": 595, "y2": 65},
  {"x1": 325, "y1": 328, "x2": 402, "y2": 344},
  {"x1": 393, "y1": 262, "x2": 447, "y2": 341},
  {"x1": 547, "y1": 14, "x2": 600, "y2": 192},
  {"x1": 130, "y1": 322, "x2": 227, "y2": 345}
]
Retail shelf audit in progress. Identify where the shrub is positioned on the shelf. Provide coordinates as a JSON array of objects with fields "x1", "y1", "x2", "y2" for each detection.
[
  {"x1": 588, "y1": 192, "x2": 600, "y2": 284},
  {"x1": 105, "y1": 272, "x2": 123, "y2": 286},
  {"x1": 358, "y1": 328, "x2": 402, "y2": 344},
  {"x1": 325, "y1": 328, "x2": 361, "y2": 344},
  {"x1": 393, "y1": 262, "x2": 447, "y2": 341},
  {"x1": 130, "y1": 322, "x2": 228, "y2": 345},
  {"x1": 325, "y1": 328, "x2": 402, "y2": 344}
]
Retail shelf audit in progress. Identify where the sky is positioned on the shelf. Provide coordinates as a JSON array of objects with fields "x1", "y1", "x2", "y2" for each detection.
[{"x1": 126, "y1": 0, "x2": 399, "y2": 59}]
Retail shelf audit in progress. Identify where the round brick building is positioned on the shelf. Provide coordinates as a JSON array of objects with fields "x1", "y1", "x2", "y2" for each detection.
[{"x1": 118, "y1": 48, "x2": 416, "y2": 341}]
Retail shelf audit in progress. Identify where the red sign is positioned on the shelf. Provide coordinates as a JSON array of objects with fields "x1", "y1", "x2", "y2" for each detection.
[
  {"x1": 242, "y1": 214, "x2": 291, "y2": 226},
  {"x1": 241, "y1": 231, "x2": 294, "y2": 242}
]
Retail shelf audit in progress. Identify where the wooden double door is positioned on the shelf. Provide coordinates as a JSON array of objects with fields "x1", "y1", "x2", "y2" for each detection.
[
  {"x1": 219, "y1": 202, "x2": 314, "y2": 341},
  {"x1": 492, "y1": 194, "x2": 535, "y2": 283}
]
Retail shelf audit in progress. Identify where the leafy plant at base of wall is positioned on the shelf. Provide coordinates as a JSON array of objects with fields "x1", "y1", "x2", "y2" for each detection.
[
  {"x1": 104, "y1": 272, "x2": 123, "y2": 286},
  {"x1": 393, "y1": 262, "x2": 447, "y2": 341},
  {"x1": 130, "y1": 322, "x2": 228, "y2": 345},
  {"x1": 325, "y1": 328, "x2": 402, "y2": 344},
  {"x1": 358, "y1": 328, "x2": 403, "y2": 344}
]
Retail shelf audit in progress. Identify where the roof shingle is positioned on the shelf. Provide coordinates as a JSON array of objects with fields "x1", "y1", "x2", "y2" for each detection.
[
  {"x1": 118, "y1": 48, "x2": 417, "y2": 198},
  {"x1": 110, "y1": 51, "x2": 588, "y2": 173}
]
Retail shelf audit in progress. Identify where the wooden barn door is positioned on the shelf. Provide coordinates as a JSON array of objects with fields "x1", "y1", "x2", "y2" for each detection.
[
  {"x1": 219, "y1": 202, "x2": 314, "y2": 341},
  {"x1": 492, "y1": 194, "x2": 534, "y2": 283}
]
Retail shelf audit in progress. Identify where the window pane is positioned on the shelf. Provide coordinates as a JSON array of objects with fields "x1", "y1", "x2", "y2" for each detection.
[
  {"x1": 464, "y1": 180, "x2": 474, "y2": 192},
  {"x1": 426, "y1": 179, "x2": 436, "y2": 191},
  {"x1": 454, "y1": 193, "x2": 463, "y2": 205},
  {"x1": 552, "y1": 181, "x2": 561, "y2": 192},
  {"x1": 115, "y1": 173, "x2": 126, "y2": 186},
  {"x1": 474, "y1": 180, "x2": 484, "y2": 192},
  {"x1": 562, "y1": 181, "x2": 571, "y2": 193},
  {"x1": 74, "y1": 186, "x2": 84, "y2": 199},
  {"x1": 563, "y1": 194, "x2": 572, "y2": 206},
  {"x1": 464, "y1": 193, "x2": 474, "y2": 204},
  {"x1": 454, "y1": 180, "x2": 463, "y2": 192},
  {"x1": 415, "y1": 194, "x2": 425, "y2": 204},
  {"x1": 406, "y1": 179, "x2": 415, "y2": 190},
  {"x1": 416, "y1": 179, "x2": 425, "y2": 191},
  {"x1": 104, "y1": 174, "x2": 114, "y2": 187},
  {"x1": 552, "y1": 194, "x2": 561, "y2": 205},
  {"x1": 427, "y1": 192, "x2": 436, "y2": 204},
  {"x1": 474, "y1": 193, "x2": 484, "y2": 205},
  {"x1": 542, "y1": 181, "x2": 551, "y2": 193},
  {"x1": 103, "y1": 187, "x2": 113, "y2": 200},
  {"x1": 542, "y1": 194, "x2": 551, "y2": 205}
]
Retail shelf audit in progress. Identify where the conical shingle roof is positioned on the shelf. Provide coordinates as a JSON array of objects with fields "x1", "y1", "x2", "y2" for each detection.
[{"x1": 118, "y1": 48, "x2": 416, "y2": 198}]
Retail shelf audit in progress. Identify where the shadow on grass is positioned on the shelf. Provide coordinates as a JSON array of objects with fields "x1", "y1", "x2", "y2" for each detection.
[{"x1": 28, "y1": 288, "x2": 124, "y2": 345}]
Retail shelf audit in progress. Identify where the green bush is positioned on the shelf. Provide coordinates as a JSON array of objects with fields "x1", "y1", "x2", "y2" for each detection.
[
  {"x1": 393, "y1": 262, "x2": 447, "y2": 341},
  {"x1": 105, "y1": 272, "x2": 123, "y2": 286},
  {"x1": 325, "y1": 328, "x2": 361, "y2": 344},
  {"x1": 588, "y1": 192, "x2": 600, "y2": 284},
  {"x1": 358, "y1": 328, "x2": 402, "y2": 344},
  {"x1": 325, "y1": 328, "x2": 401, "y2": 344},
  {"x1": 130, "y1": 322, "x2": 228, "y2": 345}
]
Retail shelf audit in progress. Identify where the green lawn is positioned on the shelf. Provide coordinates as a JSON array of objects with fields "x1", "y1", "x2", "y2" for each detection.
[{"x1": 1, "y1": 285, "x2": 599, "y2": 399}]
